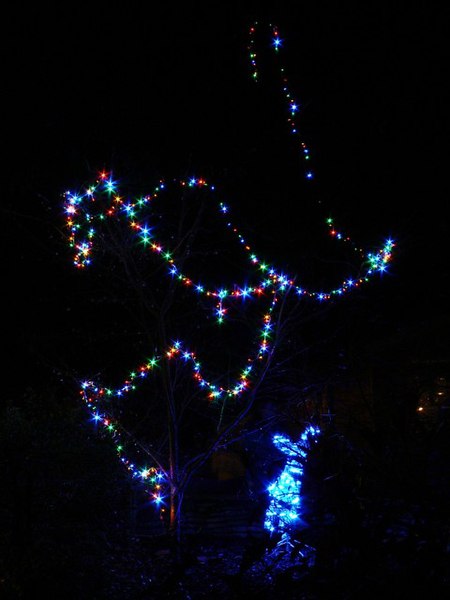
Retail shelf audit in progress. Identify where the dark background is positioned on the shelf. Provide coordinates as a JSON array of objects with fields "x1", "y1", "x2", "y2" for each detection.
[
  {"x1": 2, "y1": 4, "x2": 449, "y2": 597},
  {"x1": 4, "y1": 4, "x2": 447, "y2": 385}
]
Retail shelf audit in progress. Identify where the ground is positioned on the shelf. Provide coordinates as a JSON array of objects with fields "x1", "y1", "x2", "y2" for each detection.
[
  {"x1": 100, "y1": 528, "x2": 450, "y2": 599},
  {"x1": 102, "y1": 535, "x2": 318, "y2": 599}
]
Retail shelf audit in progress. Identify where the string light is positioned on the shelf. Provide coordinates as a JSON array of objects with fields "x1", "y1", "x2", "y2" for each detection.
[
  {"x1": 248, "y1": 22, "x2": 313, "y2": 180},
  {"x1": 63, "y1": 22, "x2": 395, "y2": 511},
  {"x1": 64, "y1": 174, "x2": 393, "y2": 305}
]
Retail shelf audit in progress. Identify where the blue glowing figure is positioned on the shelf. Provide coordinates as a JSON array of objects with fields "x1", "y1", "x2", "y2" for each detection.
[{"x1": 264, "y1": 425, "x2": 320, "y2": 537}]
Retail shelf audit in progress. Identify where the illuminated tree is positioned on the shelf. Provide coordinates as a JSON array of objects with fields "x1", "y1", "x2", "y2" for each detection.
[{"x1": 61, "y1": 22, "x2": 394, "y2": 550}]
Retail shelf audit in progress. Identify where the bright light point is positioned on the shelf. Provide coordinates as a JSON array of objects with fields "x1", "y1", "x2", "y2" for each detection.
[
  {"x1": 105, "y1": 179, "x2": 116, "y2": 192},
  {"x1": 306, "y1": 171, "x2": 313, "y2": 179}
]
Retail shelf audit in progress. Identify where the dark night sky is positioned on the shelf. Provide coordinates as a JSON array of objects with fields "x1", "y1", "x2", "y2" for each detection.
[{"x1": 4, "y1": 4, "x2": 448, "y2": 389}]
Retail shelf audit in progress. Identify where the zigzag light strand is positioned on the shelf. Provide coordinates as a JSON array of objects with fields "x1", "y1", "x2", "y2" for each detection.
[
  {"x1": 64, "y1": 173, "x2": 394, "y2": 309},
  {"x1": 79, "y1": 298, "x2": 278, "y2": 506},
  {"x1": 64, "y1": 23, "x2": 395, "y2": 509}
]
